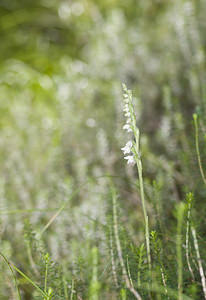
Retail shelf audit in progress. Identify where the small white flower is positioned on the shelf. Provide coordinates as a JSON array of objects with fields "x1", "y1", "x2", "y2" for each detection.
[
  {"x1": 123, "y1": 97, "x2": 129, "y2": 104},
  {"x1": 124, "y1": 112, "x2": 131, "y2": 117},
  {"x1": 123, "y1": 106, "x2": 129, "y2": 113},
  {"x1": 124, "y1": 155, "x2": 135, "y2": 165},
  {"x1": 123, "y1": 124, "x2": 132, "y2": 132},
  {"x1": 121, "y1": 140, "x2": 133, "y2": 154}
]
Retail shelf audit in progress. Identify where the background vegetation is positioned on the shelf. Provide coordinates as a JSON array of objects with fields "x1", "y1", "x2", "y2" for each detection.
[{"x1": 1, "y1": 0, "x2": 206, "y2": 299}]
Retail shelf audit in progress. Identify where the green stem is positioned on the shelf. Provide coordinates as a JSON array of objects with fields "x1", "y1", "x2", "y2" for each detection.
[
  {"x1": 0, "y1": 252, "x2": 22, "y2": 300},
  {"x1": 135, "y1": 151, "x2": 151, "y2": 276},
  {"x1": 44, "y1": 261, "x2": 48, "y2": 293},
  {"x1": 12, "y1": 264, "x2": 47, "y2": 297},
  {"x1": 176, "y1": 203, "x2": 185, "y2": 300},
  {"x1": 193, "y1": 114, "x2": 206, "y2": 185}
]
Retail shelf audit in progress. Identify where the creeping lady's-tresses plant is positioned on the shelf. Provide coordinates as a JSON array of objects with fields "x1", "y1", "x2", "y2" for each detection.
[{"x1": 121, "y1": 83, "x2": 151, "y2": 275}]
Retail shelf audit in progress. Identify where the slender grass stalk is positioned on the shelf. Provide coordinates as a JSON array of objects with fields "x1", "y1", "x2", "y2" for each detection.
[
  {"x1": 126, "y1": 255, "x2": 134, "y2": 288},
  {"x1": 133, "y1": 110, "x2": 151, "y2": 276},
  {"x1": 176, "y1": 203, "x2": 185, "y2": 300},
  {"x1": 193, "y1": 114, "x2": 206, "y2": 185},
  {"x1": 0, "y1": 251, "x2": 53, "y2": 299},
  {"x1": 111, "y1": 185, "x2": 142, "y2": 300},
  {"x1": 135, "y1": 147, "x2": 151, "y2": 275},
  {"x1": 12, "y1": 263, "x2": 47, "y2": 297},
  {"x1": 44, "y1": 253, "x2": 49, "y2": 294},
  {"x1": 191, "y1": 226, "x2": 206, "y2": 299},
  {"x1": 185, "y1": 193, "x2": 195, "y2": 281},
  {"x1": 0, "y1": 252, "x2": 22, "y2": 300}
]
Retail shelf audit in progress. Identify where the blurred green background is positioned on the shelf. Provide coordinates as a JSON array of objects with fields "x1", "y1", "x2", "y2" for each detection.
[{"x1": 1, "y1": 0, "x2": 206, "y2": 299}]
